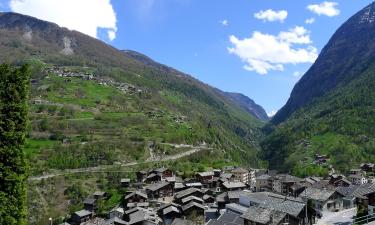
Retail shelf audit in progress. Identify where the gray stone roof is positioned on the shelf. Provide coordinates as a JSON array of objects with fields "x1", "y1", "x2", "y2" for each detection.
[
  {"x1": 121, "y1": 178, "x2": 130, "y2": 183},
  {"x1": 226, "y1": 203, "x2": 249, "y2": 214},
  {"x1": 256, "y1": 174, "x2": 271, "y2": 180},
  {"x1": 104, "y1": 217, "x2": 127, "y2": 225},
  {"x1": 222, "y1": 181, "x2": 246, "y2": 189},
  {"x1": 181, "y1": 195, "x2": 204, "y2": 204},
  {"x1": 241, "y1": 206, "x2": 286, "y2": 224},
  {"x1": 221, "y1": 173, "x2": 234, "y2": 179},
  {"x1": 231, "y1": 167, "x2": 249, "y2": 174},
  {"x1": 145, "y1": 181, "x2": 170, "y2": 192},
  {"x1": 227, "y1": 191, "x2": 246, "y2": 200},
  {"x1": 83, "y1": 198, "x2": 96, "y2": 205},
  {"x1": 274, "y1": 174, "x2": 301, "y2": 183},
  {"x1": 74, "y1": 209, "x2": 92, "y2": 217},
  {"x1": 124, "y1": 191, "x2": 148, "y2": 200},
  {"x1": 175, "y1": 188, "x2": 203, "y2": 199},
  {"x1": 162, "y1": 206, "x2": 181, "y2": 215},
  {"x1": 171, "y1": 218, "x2": 196, "y2": 225},
  {"x1": 207, "y1": 211, "x2": 244, "y2": 225},
  {"x1": 197, "y1": 171, "x2": 214, "y2": 177},
  {"x1": 301, "y1": 187, "x2": 336, "y2": 202},
  {"x1": 93, "y1": 191, "x2": 106, "y2": 197},
  {"x1": 182, "y1": 202, "x2": 205, "y2": 211},
  {"x1": 241, "y1": 192, "x2": 305, "y2": 217}
]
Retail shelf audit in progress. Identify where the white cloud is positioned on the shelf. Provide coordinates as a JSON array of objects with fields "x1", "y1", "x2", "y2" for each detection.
[
  {"x1": 9, "y1": 0, "x2": 117, "y2": 41},
  {"x1": 107, "y1": 30, "x2": 116, "y2": 41},
  {"x1": 254, "y1": 9, "x2": 288, "y2": 22},
  {"x1": 293, "y1": 71, "x2": 302, "y2": 77},
  {"x1": 305, "y1": 17, "x2": 315, "y2": 24},
  {"x1": 307, "y1": 2, "x2": 340, "y2": 17},
  {"x1": 267, "y1": 110, "x2": 277, "y2": 117},
  {"x1": 221, "y1": 19, "x2": 228, "y2": 26},
  {"x1": 228, "y1": 26, "x2": 318, "y2": 75}
]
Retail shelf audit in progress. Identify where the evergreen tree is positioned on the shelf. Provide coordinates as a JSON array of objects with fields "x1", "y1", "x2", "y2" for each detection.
[{"x1": 0, "y1": 64, "x2": 30, "y2": 225}]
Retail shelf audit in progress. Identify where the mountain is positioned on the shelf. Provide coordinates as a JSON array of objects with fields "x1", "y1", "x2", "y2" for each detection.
[
  {"x1": 0, "y1": 12, "x2": 265, "y2": 173},
  {"x1": 223, "y1": 92, "x2": 269, "y2": 121},
  {"x1": 272, "y1": 2, "x2": 375, "y2": 124},
  {"x1": 262, "y1": 2, "x2": 375, "y2": 175}
]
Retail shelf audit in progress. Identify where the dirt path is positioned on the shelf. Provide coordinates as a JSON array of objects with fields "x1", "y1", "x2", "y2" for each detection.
[{"x1": 28, "y1": 144, "x2": 211, "y2": 181}]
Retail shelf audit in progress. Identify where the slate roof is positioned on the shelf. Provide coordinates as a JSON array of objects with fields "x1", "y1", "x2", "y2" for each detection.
[
  {"x1": 174, "y1": 182, "x2": 185, "y2": 189},
  {"x1": 226, "y1": 203, "x2": 249, "y2": 214},
  {"x1": 216, "y1": 192, "x2": 228, "y2": 203},
  {"x1": 337, "y1": 183, "x2": 375, "y2": 199},
  {"x1": 241, "y1": 206, "x2": 286, "y2": 224},
  {"x1": 228, "y1": 191, "x2": 247, "y2": 200},
  {"x1": 221, "y1": 173, "x2": 234, "y2": 180},
  {"x1": 182, "y1": 202, "x2": 205, "y2": 211},
  {"x1": 181, "y1": 195, "x2": 204, "y2": 204},
  {"x1": 93, "y1": 191, "x2": 106, "y2": 196},
  {"x1": 121, "y1": 178, "x2": 130, "y2": 183},
  {"x1": 256, "y1": 174, "x2": 271, "y2": 180},
  {"x1": 185, "y1": 182, "x2": 203, "y2": 188},
  {"x1": 154, "y1": 167, "x2": 169, "y2": 173},
  {"x1": 274, "y1": 174, "x2": 301, "y2": 183},
  {"x1": 218, "y1": 211, "x2": 244, "y2": 224},
  {"x1": 171, "y1": 218, "x2": 196, "y2": 225},
  {"x1": 162, "y1": 206, "x2": 181, "y2": 215},
  {"x1": 124, "y1": 191, "x2": 148, "y2": 200},
  {"x1": 231, "y1": 168, "x2": 249, "y2": 174},
  {"x1": 74, "y1": 209, "x2": 92, "y2": 217},
  {"x1": 349, "y1": 174, "x2": 364, "y2": 179},
  {"x1": 263, "y1": 195, "x2": 305, "y2": 217},
  {"x1": 207, "y1": 211, "x2": 244, "y2": 225},
  {"x1": 222, "y1": 182, "x2": 246, "y2": 189},
  {"x1": 110, "y1": 207, "x2": 124, "y2": 214},
  {"x1": 146, "y1": 173, "x2": 160, "y2": 179},
  {"x1": 175, "y1": 188, "x2": 203, "y2": 199},
  {"x1": 83, "y1": 198, "x2": 96, "y2": 205},
  {"x1": 301, "y1": 187, "x2": 337, "y2": 202},
  {"x1": 104, "y1": 217, "x2": 127, "y2": 225},
  {"x1": 241, "y1": 192, "x2": 305, "y2": 217},
  {"x1": 127, "y1": 207, "x2": 162, "y2": 225},
  {"x1": 197, "y1": 171, "x2": 214, "y2": 177},
  {"x1": 203, "y1": 194, "x2": 215, "y2": 201},
  {"x1": 145, "y1": 181, "x2": 170, "y2": 192}
]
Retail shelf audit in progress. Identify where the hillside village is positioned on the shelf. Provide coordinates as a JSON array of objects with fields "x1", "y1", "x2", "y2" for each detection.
[{"x1": 54, "y1": 162, "x2": 375, "y2": 225}]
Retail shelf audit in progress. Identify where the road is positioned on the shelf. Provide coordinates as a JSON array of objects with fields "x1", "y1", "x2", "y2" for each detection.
[
  {"x1": 28, "y1": 144, "x2": 211, "y2": 181},
  {"x1": 315, "y1": 208, "x2": 356, "y2": 225}
]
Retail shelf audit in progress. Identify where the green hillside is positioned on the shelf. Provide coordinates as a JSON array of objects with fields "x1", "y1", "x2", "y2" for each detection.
[
  {"x1": 0, "y1": 13, "x2": 266, "y2": 175},
  {"x1": 262, "y1": 2, "x2": 375, "y2": 175},
  {"x1": 262, "y1": 64, "x2": 375, "y2": 175}
]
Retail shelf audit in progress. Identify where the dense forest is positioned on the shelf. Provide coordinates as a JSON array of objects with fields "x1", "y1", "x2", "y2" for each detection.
[{"x1": 0, "y1": 64, "x2": 30, "y2": 225}]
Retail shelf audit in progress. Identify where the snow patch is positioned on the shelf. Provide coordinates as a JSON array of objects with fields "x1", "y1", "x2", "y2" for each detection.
[{"x1": 60, "y1": 37, "x2": 74, "y2": 55}]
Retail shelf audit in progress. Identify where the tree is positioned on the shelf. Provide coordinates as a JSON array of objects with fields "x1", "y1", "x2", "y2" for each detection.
[{"x1": 0, "y1": 64, "x2": 30, "y2": 225}]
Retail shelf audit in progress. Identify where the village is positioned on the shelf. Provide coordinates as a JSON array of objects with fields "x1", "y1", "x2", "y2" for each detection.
[{"x1": 55, "y1": 161, "x2": 375, "y2": 225}]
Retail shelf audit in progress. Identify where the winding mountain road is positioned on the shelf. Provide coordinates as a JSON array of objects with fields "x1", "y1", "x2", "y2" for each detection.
[{"x1": 28, "y1": 144, "x2": 211, "y2": 181}]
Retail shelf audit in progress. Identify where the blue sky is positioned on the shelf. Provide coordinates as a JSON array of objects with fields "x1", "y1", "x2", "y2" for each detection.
[{"x1": 1, "y1": 0, "x2": 374, "y2": 115}]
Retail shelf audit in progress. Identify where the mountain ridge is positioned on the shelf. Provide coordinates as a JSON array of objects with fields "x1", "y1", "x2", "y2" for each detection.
[
  {"x1": 263, "y1": 1, "x2": 375, "y2": 174},
  {"x1": 272, "y1": 1, "x2": 375, "y2": 124}
]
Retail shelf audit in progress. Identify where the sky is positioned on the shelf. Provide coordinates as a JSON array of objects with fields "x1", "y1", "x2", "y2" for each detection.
[{"x1": 0, "y1": 0, "x2": 374, "y2": 116}]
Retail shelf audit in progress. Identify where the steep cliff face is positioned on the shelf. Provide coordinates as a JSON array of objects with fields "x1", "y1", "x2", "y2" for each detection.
[{"x1": 223, "y1": 92, "x2": 269, "y2": 121}]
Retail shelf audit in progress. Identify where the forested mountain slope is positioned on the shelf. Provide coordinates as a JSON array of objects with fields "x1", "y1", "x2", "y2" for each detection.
[
  {"x1": 262, "y1": 2, "x2": 375, "y2": 175},
  {"x1": 272, "y1": 2, "x2": 375, "y2": 124}
]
